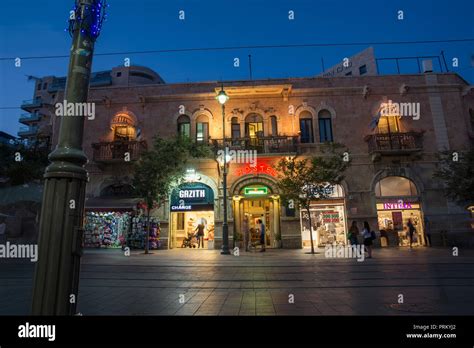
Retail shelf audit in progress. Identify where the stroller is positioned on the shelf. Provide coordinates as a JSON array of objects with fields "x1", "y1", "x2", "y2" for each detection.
[{"x1": 181, "y1": 232, "x2": 198, "y2": 248}]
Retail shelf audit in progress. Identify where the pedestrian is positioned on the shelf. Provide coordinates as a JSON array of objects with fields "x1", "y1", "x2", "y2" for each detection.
[
  {"x1": 195, "y1": 223, "x2": 205, "y2": 248},
  {"x1": 362, "y1": 221, "x2": 373, "y2": 258},
  {"x1": 258, "y1": 219, "x2": 266, "y2": 252},
  {"x1": 0, "y1": 218, "x2": 6, "y2": 244},
  {"x1": 407, "y1": 218, "x2": 416, "y2": 249},
  {"x1": 348, "y1": 221, "x2": 359, "y2": 245},
  {"x1": 242, "y1": 215, "x2": 250, "y2": 251}
]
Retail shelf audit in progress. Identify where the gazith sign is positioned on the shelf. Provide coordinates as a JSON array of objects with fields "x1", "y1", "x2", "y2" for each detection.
[{"x1": 170, "y1": 183, "x2": 214, "y2": 212}]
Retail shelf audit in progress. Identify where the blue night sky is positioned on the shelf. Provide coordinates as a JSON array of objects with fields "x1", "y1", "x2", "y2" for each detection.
[{"x1": 1, "y1": 0, "x2": 473, "y2": 136}]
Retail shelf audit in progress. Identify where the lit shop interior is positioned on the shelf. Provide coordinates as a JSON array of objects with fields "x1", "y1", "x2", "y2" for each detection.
[
  {"x1": 233, "y1": 185, "x2": 281, "y2": 248},
  {"x1": 169, "y1": 182, "x2": 215, "y2": 249},
  {"x1": 375, "y1": 176, "x2": 425, "y2": 247},
  {"x1": 299, "y1": 184, "x2": 347, "y2": 247}
]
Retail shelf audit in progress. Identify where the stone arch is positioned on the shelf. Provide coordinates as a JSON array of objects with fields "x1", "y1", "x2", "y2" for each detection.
[
  {"x1": 172, "y1": 110, "x2": 193, "y2": 125},
  {"x1": 315, "y1": 101, "x2": 337, "y2": 119},
  {"x1": 295, "y1": 104, "x2": 316, "y2": 119},
  {"x1": 230, "y1": 174, "x2": 279, "y2": 196},
  {"x1": 191, "y1": 108, "x2": 214, "y2": 121},
  {"x1": 370, "y1": 168, "x2": 424, "y2": 196}
]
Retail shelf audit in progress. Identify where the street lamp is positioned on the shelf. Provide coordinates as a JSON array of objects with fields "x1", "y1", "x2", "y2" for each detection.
[{"x1": 216, "y1": 85, "x2": 230, "y2": 255}]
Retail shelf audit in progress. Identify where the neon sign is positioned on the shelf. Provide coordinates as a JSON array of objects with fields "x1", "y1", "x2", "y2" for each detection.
[
  {"x1": 244, "y1": 187, "x2": 268, "y2": 195},
  {"x1": 383, "y1": 202, "x2": 412, "y2": 210},
  {"x1": 235, "y1": 164, "x2": 277, "y2": 177}
]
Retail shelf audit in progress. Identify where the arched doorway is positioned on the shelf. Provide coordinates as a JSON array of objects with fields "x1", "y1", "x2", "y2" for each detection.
[
  {"x1": 374, "y1": 176, "x2": 425, "y2": 247},
  {"x1": 232, "y1": 176, "x2": 281, "y2": 249}
]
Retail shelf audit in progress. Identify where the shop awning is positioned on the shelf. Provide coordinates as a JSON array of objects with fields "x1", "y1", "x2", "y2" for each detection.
[{"x1": 85, "y1": 197, "x2": 141, "y2": 211}]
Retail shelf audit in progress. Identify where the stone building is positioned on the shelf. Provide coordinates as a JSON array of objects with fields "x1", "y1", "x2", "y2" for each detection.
[{"x1": 18, "y1": 60, "x2": 474, "y2": 249}]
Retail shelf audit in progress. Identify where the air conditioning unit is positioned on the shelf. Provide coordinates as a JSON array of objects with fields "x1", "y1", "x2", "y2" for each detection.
[{"x1": 422, "y1": 60, "x2": 433, "y2": 73}]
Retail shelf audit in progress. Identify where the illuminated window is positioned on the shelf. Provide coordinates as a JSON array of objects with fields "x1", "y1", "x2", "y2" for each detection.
[
  {"x1": 196, "y1": 115, "x2": 209, "y2": 143},
  {"x1": 377, "y1": 116, "x2": 400, "y2": 134},
  {"x1": 177, "y1": 115, "x2": 190, "y2": 138},
  {"x1": 375, "y1": 176, "x2": 418, "y2": 197},
  {"x1": 245, "y1": 114, "x2": 264, "y2": 138},
  {"x1": 318, "y1": 110, "x2": 333, "y2": 142}
]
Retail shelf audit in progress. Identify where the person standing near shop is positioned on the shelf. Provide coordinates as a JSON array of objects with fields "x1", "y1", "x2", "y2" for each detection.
[
  {"x1": 407, "y1": 218, "x2": 416, "y2": 249},
  {"x1": 348, "y1": 221, "x2": 359, "y2": 245},
  {"x1": 258, "y1": 219, "x2": 266, "y2": 252},
  {"x1": 242, "y1": 215, "x2": 250, "y2": 252},
  {"x1": 195, "y1": 223, "x2": 205, "y2": 249},
  {"x1": 362, "y1": 221, "x2": 373, "y2": 259}
]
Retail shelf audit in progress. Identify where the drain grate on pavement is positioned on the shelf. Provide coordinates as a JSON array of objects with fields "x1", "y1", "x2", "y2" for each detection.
[{"x1": 388, "y1": 303, "x2": 436, "y2": 313}]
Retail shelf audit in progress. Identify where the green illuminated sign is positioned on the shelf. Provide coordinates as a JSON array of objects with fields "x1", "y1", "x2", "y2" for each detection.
[{"x1": 244, "y1": 187, "x2": 268, "y2": 195}]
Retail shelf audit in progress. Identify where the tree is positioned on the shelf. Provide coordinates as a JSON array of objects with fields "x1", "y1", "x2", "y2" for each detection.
[
  {"x1": 132, "y1": 136, "x2": 211, "y2": 254},
  {"x1": 433, "y1": 149, "x2": 474, "y2": 206},
  {"x1": 275, "y1": 144, "x2": 350, "y2": 254}
]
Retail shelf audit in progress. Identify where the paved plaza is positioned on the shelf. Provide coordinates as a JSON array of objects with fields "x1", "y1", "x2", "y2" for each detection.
[{"x1": 1, "y1": 247, "x2": 474, "y2": 316}]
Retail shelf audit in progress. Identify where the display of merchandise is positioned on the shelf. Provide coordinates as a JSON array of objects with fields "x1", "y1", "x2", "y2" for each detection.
[
  {"x1": 128, "y1": 216, "x2": 161, "y2": 250},
  {"x1": 84, "y1": 211, "x2": 131, "y2": 248}
]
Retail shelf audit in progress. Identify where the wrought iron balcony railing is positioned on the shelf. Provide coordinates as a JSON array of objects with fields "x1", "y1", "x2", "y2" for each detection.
[
  {"x1": 212, "y1": 135, "x2": 299, "y2": 154},
  {"x1": 365, "y1": 132, "x2": 423, "y2": 155},
  {"x1": 92, "y1": 140, "x2": 148, "y2": 163}
]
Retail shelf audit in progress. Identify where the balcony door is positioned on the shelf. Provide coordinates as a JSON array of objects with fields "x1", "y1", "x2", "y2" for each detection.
[{"x1": 245, "y1": 113, "x2": 264, "y2": 148}]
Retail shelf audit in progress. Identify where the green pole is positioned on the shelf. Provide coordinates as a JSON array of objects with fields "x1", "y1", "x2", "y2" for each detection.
[{"x1": 31, "y1": 0, "x2": 105, "y2": 315}]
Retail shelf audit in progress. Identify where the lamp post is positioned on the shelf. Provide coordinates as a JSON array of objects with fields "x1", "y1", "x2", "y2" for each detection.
[
  {"x1": 31, "y1": 0, "x2": 107, "y2": 315},
  {"x1": 216, "y1": 86, "x2": 230, "y2": 255}
]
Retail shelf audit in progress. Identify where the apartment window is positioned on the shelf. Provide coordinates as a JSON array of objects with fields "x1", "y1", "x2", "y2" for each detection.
[
  {"x1": 43, "y1": 83, "x2": 48, "y2": 90},
  {"x1": 177, "y1": 115, "x2": 190, "y2": 138},
  {"x1": 318, "y1": 110, "x2": 333, "y2": 142},
  {"x1": 270, "y1": 115, "x2": 278, "y2": 136},
  {"x1": 345, "y1": 71, "x2": 353, "y2": 76},
  {"x1": 37, "y1": 83, "x2": 41, "y2": 91},
  {"x1": 377, "y1": 116, "x2": 400, "y2": 134},
  {"x1": 299, "y1": 111, "x2": 314, "y2": 143},
  {"x1": 359, "y1": 65, "x2": 367, "y2": 75},
  {"x1": 196, "y1": 115, "x2": 209, "y2": 143},
  {"x1": 116, "y1": 72, "x2": 122, "y2": 77},
  {"x1": 231, "y1": 117, "x2": 240, "y2": 140}
]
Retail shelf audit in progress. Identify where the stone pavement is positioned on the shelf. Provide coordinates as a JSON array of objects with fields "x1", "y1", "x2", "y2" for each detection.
[{"x1": 1, "y1": 247, "x2": 474, "y2": 315}]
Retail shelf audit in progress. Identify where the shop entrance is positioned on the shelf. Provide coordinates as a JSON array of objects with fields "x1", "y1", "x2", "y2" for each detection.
[
  {"x1": 233, "y1": 184, "x2": 281, "y2": 249},
  {"x1": 169, "y1": 182, "x2": 215, "y2": 249}
]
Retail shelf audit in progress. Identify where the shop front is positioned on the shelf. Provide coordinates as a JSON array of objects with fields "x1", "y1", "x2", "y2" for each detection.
[
  {"x1": 169, "y1": 182, "x2": 215, "y2": 249},
  {"x1": 232, "y1": 184, "x2": 281, "y2": 249},
  {"x1": 299, "y1": 184, "x2": 348, "y2": 247},
  {"x1": 374, "y1": 176, "x2": 425, "y2": 247}
]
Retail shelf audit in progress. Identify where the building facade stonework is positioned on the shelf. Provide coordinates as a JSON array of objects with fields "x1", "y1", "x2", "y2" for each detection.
[{"x1": 20, "y1": 64, "x2": 474, "y2": 249}]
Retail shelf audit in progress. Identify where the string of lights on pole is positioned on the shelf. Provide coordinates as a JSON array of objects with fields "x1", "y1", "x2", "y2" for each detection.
[{"x1": 66, "y1": 0, "x2": 108, "y2": 41}]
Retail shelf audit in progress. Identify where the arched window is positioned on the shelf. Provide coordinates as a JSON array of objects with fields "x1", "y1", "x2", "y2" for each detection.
[
  {"x1": 318, "y1": 110, "x2": 333, "y2": 142},
  {"x1": 375, "y1": 176, "x2": 418, "y2": 197},
  {"x1": 177, "y1": 114, "x2": 190, "y2": 138},
  {"x1": 195, "y1": 114, "x2": 209, "y2": 143},
  {"x1": 111, "y1": 113, "x2": 136, "y2": 141},
  {"x1": 231, "y1": 117, "x2": 240, "y2": 140},
  {"x1": 270, "y1": 115, "x2": 278, "y2": 136},
  {"x1": 299, "y1": 111, "x2": 314, "y2": 143}
]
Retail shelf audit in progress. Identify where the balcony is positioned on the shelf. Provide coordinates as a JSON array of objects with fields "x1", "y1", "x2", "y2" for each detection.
[
  {"x1": 18, "y1": 126, "x2": 39, "y2": 137},
  {"x1": 92, "y1": 140, "x2": 148, "y2": 163},
  {"x1": 365, "y1": 132, "x2": 423, "y2": 156},
  {"x1": 212, "y1": 136, "x2": 299, "y2": 154},
  {"x1": 21, "y1": 97, "x2": 43, "y2": 111},
  {"x1": 19, "y1": 112, "x2": 41, "y2": 124}
]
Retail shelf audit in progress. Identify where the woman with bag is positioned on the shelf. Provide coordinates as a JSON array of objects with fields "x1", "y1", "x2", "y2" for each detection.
[{"x1": 362, "y1": 221, "x2": 373, "y2": 259}]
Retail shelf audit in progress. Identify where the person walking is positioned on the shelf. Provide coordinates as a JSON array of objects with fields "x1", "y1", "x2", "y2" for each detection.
[
  {"x1": 195, "y1": 223, "x2": 205, "y2": 248},
  {"x1": 242, "y1": 215, "x2": 250, "y2": 252},
  {"x1": 407, "y1": 218, "x2": 416, "y2": 249},
  {"x1": 348, "y1": 221, "x2": 359, "y2": 245},
  {"x1": 362, "y1": 221, "x2": 373, "y2": 258},
  {"x1": 258, "y1": 219, "x2": 266, "y2": 252}
]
